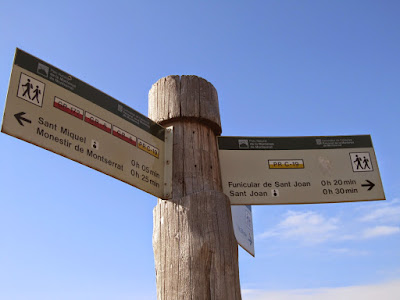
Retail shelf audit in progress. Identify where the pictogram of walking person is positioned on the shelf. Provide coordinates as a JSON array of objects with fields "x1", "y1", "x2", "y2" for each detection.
[
  {"x1": 32, "y1": 85, "x2": 41, "y2": 103},
  {"x1": 22, "y1": 78, "x2": 33, "y2": 99},
  {"x1": 354, "y1": 154, "x2": 363, "y2": 170},
  {"x1": 363, "y1": 156, "x2": 371, "y2": 170}
]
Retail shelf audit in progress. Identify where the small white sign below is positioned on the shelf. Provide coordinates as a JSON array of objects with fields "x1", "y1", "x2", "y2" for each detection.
[{"x1": 231, "y1": 205, "x2": 255, "y2": 256}]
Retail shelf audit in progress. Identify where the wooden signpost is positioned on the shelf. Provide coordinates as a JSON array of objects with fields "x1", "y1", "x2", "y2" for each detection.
[{"x1": 149, "y1": 76, "x2": 241, "y2": 299}]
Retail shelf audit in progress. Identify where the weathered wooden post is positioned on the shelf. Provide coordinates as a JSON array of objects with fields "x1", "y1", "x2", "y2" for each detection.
[{"x1": 149, "y1": 75, "x2": 241, "y2": 299}]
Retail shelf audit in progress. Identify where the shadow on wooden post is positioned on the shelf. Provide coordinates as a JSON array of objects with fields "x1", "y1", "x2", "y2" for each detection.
[{"x1": 149, "y1": 75, "x2": 241, "y2": 299}]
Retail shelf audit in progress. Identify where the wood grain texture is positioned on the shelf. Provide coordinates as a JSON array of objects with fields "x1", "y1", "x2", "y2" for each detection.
[
  {"x1": 149, "y1": 75, "x2": 222, "y2": 135},
  {"x1": 149, "y1": 76, "x2": 241, "y2": 299}
]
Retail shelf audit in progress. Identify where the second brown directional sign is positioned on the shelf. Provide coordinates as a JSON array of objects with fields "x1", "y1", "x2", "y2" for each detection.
[
  {"x1": 218, "y1": 135, "x2": 385, "y2": 205},
  {"x1": 2, "y1": 49, "x2": 173, "y2": 199}
]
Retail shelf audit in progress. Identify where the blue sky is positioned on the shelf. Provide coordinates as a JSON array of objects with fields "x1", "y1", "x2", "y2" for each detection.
[{"x1": 1, "y1": 1, "x2": 399, "y2": 299}]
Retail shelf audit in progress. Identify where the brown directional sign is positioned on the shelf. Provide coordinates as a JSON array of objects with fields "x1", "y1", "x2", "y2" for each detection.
[
  {"x1": 2, "y1": 49, "x2": 172, "y2": 199},
  {"x1": 218, "y1": 135, "x2": 385, "y2": 205}
]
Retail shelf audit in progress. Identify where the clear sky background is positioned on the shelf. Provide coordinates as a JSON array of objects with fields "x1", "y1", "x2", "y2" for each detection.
[{"x1": 1, "y1": 1, "x2": 399, "y2": 299}]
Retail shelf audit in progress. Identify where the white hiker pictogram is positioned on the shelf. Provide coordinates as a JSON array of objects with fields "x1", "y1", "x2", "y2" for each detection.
[
  {"x1": 350, "y1": 152, "x2": 373, "y2": 172},
  {"x1": 17, "y1": 73, "x2": 45, "y2": 107}
]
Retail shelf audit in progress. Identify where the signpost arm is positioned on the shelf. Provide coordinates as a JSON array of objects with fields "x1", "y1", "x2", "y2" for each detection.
[{"x1": 149, "y1": 75, "x2": 241, "y2": 299}]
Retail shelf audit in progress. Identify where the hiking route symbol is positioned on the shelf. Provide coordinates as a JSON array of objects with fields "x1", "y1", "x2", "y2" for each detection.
[
  {"x1": 350, "y1": 152, "x2": 373, "y2": 172},
  {"x1": 17, "y1": 73, "x2": 45, "y2": 107}
]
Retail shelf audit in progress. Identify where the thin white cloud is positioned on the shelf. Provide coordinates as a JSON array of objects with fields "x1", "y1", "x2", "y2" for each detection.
[
  {"x1": 362, "y1": 225, "x2": 400, "y2": 239},
  {"x1": 258, "y1": 211, "x2": 339, "y2": 245},
  {"x1": 329, "y1": 248, "x2": 369, "y2": 256},
  {"x1": 242, "y1": 279, "x2": 400, "y2": 300},
  {"x1": 359, "y1": 199, "x2": 400, "y2": 223},
  {"x1": 258, "y1": 200, "x2": 400, "y2": 246}
]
